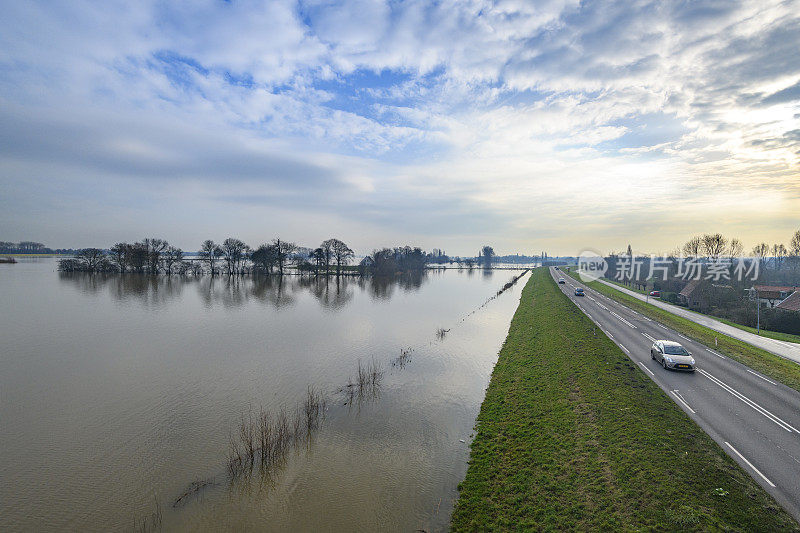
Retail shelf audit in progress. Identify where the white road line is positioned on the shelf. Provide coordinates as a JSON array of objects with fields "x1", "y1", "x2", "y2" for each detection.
[
  {"x1": 588, "y1": 296, "x2": 596, "y2": 301},
  {"x1": 678, "y1": 334, "x2": 690, "y2": 340},
  {"x1": 586, "y1": 313, "x2": 593, "y2": 320},
  {"x1": 638, "y1": 361, "x2": 655, "y2": 376},
  {"x1": 619, "y1": 344, "x2": 630, "y2": 353},
  {"x1": 725, "y1": 442, "x2": 776, "y2": 488},
  {"x1": 607, "y1": 332, "x2": 614, "y2": 338},
  {"x1": 610, "y1": 311, "x2": 637, "y2": 329},
  {"x1": 642, "y1": 332, "x2": 656, "y2": 342},
  {"x1": 706, "y1": 348, "x2": 724, "y2": 359},
  {"x1": 670, "y1": 390, "x2": 696, "y2": 414},
  {"x1": 658, "y1": 324, "x2": 668, "y2": 330},
  {"x1": 746, "y1": 369, "x2": 778, "y2": 385},
  {"x1": 698, "y1": 369, "x2": 798, "y2": 433}
]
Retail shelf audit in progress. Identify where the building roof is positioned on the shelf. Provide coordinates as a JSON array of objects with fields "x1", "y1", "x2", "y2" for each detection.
[
  {"x1": 776, "y1": 291, "x2": 800, "y2": 312},
  {"x1": 753, "y1": 285, "x2": 797, "y2": 292},
  {"x1": 752, "y1": 285, "x2": 797, "y2": 299},
  {"x1": 679, "y1": 279, "x2": 701, "y2": 298}
]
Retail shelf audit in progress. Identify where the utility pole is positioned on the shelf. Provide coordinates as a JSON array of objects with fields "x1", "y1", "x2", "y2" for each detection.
[{"x1": 756, "y1": 287, "x2": 761, "y2": 335}]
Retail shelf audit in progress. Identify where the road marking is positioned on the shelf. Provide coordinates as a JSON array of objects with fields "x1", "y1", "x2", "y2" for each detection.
[
  {"x1": 678, "y1": 334, "x2": 690, "y2": 340},
  {"x1": 619, "y1": 343, "x2": 630, "y2": 353},
  {"x1": 596, "y1": 303, "x2": 609, "y2": 310},
  {"x1": 725, "y1": 442, "x2": 776, "y2": 487},
  {"x1": 607, "y1": 332, "x2": 614, "y2": 338},
  {"x1": 637, "y1": 361, "x2": 655, "y2": 376},
  {"x1": 670, "y1": 390, "x2": 696, "y2": 414},
  {"x1": 588, "y1": 296, "x2": 596, "y2": 301},
  {"x1": 642, "y1": 332, "x2": 656, "y2": 342},
  {"x1": 610, "y1": 311, "x2": 637, "y2": 329},
  {"x1": 586, "y1": 312, "x2": 593, "y2": 320},
  {"x1": 706, "y1": 348, "x2": 724, "y2": 358},
  {"x1": 698, "y1": 369, "x2": 798, "y2": 433},
  {"x1": 643, "y1": 317, "x2": 652, "y2": 322},
  {"x1": 746, "y1": 369, "x2": 777, "y2": 385},
  {"x1": 658, "y1": 324, "x2": 668, "y2": 330}
]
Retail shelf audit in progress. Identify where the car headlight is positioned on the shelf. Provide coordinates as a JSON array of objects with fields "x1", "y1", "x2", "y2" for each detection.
[
  {"x1": 664, "y1": 357, "x2": 674, "y2": 363},
  {"x1": 690, "y1": 358, "x2": 695, "y2": 365}
]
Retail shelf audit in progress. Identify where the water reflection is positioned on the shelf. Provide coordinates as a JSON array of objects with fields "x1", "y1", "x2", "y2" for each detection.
[{"x1": 59, "y1": 272, "x2": 429, "y2": 309}]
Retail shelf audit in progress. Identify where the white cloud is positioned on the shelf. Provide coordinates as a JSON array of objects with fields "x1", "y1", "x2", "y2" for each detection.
[{"x1": 1, "y1": 0, "x2": 798, "y2": 254}]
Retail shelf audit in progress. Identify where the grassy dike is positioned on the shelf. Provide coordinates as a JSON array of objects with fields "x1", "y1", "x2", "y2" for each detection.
[
  {"x1": 451, "y1": 268, "x2": 798, "y2": 531},
  {"x1": 565, "y1": 269, "x2": 800, "y2": 394}
]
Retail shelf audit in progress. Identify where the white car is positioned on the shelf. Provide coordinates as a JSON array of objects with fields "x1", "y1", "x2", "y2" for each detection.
[{"x1": 651, "y1": 340, "x2": 695, "y2": 371}]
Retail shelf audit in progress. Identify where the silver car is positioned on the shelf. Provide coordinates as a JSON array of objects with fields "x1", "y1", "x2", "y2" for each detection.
[{"x1": 651, "y1": 340, "x2": 695, "y2": 371}]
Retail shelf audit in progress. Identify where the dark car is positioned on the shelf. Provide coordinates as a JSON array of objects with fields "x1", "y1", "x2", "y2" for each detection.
[{"x1": 575, "y1": 287, "x2": 584, "y2": 296}]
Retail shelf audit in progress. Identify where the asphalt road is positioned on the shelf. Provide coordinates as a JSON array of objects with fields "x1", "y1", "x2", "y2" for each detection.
[
  {"x1": 596, "y1": 278, "x2": 800, "y2": 364},
  {"x1": 550, "y1": 267, "x2": 800, "y2": 522}
]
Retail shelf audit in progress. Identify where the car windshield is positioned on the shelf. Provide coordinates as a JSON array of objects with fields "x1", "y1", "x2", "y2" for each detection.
[{"x1": 663, "y1": 345, "x2": 689, "y2": 355}]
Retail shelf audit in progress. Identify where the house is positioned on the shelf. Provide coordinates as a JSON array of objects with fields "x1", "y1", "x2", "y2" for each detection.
[
  {"x1": 679, "y1": 280, "x2": 704, "y2": 309},
  {"x1": 776, "y1": 291, "x2": 800, "y2": 313},
  {"x1": 748, "y1": 285, "x2": 798, "y2": 308}
]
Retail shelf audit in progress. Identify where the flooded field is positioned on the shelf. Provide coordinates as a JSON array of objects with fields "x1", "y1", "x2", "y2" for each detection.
[{"x1": 1, "y1": 259, "x2": 527, "y2": 532}]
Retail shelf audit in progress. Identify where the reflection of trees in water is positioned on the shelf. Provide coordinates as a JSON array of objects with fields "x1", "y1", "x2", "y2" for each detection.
[
  {"x1": 59, "y1": 272, "x2": 192, "y2": 307},
  {"x1": 59, "y1": 272, "x2": 428, "y2": 309},
  {"x1": 364, "y1": 271, "x2": 427, "y2": 300}
]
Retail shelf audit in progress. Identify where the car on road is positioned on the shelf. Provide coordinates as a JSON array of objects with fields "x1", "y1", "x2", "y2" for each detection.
[
  {"x1": 554, "y1": 266, "x2": 559, "y2": 270},
  {"x1": 651, "y1": 340, "x2": 695, "y2": 371},
  {"x1": 558, "y1": 278, "x2": 565, "y2": 284},
  {"x1": 575, "y1": 287, "x2": 584, "y2": 296},
  {"x1": 649, "y1": 290, "x2": 661, "y2": 297}
]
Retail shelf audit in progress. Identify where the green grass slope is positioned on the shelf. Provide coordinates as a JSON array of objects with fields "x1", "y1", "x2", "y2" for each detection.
[{"x1": 451, "y1": 267, "x2": 797, "y2": 531}]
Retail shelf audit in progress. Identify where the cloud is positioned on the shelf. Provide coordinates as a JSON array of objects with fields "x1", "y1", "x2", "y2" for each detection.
[{"x1": 0, "y1": 0, "x2": 799, "y2": 253}]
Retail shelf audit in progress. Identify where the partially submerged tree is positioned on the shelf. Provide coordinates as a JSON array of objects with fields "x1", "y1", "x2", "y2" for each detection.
[
  {"x1": 272, "y1": 238, "x2": 297, "y2": 275},
  {"x1": 221, "y1": 238, "x2": 249, "y2": 275},
  {"x1": 199, "y1": 240, "x2": 223, "y2": 276}
]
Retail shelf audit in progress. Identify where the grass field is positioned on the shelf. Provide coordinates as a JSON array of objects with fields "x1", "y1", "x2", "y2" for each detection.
[
  {"x1": 564, "y1": 269, "x2": 800, "y2": 394},
  {"x1": 451, "y1": 267, "x2": 798, "y2": 531}
]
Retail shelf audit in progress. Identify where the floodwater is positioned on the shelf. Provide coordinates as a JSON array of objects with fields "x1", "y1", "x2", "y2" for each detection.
[{"x1": 1, "y1": 258, "x2": 528, "y2": 532}]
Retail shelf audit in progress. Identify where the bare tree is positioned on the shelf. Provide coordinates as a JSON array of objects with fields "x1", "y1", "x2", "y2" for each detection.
[
  {"x1": 162, "y1": 246, "x2": 183, "y2": 275},
  {"x1": 321, "y1": 239, "x2": 336, "y2": 274},
  {"x1": 76, "y1": 248, "x2": 107, "y2": 272},
  {"x1": 109, "y1": 243, "x2": 129, "y2": 272},
  {"x1": 221, "y1": 238, "x2": 248, "y2": 276},
  {"x1": 330, "y1": 239, "x2": 354, "y2": 275},
  {"x1": 701, "y1": 233, "x2": 728, "y2": 261},
  {"x1": 481, "y1": 245, "x2": 495, "y2": 267},
  {"x1": 143, "y1": 238, "x2": 168, "y2": 274},
  {"x1": 272, "y1": 238, "x2": 297, "y2": 275},
  {"x1": 752, "y1": 242, "x2": 770, "y2": 271},
  {"x1": 199, "y1": 240, "x2": 223, "y2": 276},
  {"x1": 251, "y1": 244, "x2": 278, "y2": 274},
  {"x1": 310, "y1": 248, "x2": 325, "y2": 275},
  {"x1": 791, "y1": 230, "x2": 800, "y2": 257},
  {"x1": 683, "y1": 236, "x2": 703, "y2": 257},
  {"x1": 728, "y1": 238, "x2": 743, "y2": 258}
]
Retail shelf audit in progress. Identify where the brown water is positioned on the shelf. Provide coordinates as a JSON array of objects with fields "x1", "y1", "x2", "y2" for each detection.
[{"x1": 1, "y1": 259, "x2": 527, "y2": 532}]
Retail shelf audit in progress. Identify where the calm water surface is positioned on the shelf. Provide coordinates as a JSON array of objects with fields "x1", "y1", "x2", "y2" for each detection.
[{"x1": 1, "y1": 259, "x2": 527, "y2": 532}]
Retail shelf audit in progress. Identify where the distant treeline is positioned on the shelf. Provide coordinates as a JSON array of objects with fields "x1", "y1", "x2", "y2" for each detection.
[
  {"x1": 56, "y1": 237, "x2": 481, "y2": 277},
  {"x1": 0, "y1": 241, "x2": 77, "y2": 254}
]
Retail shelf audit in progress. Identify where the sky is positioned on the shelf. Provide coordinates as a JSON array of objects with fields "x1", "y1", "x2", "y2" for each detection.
[{"x1": 1, "y1": 0, "x2": 799, "y2": 256}]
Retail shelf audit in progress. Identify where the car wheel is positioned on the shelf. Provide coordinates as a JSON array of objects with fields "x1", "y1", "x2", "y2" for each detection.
[
  {"x1": 651, "y1": 350, "x2": 655, "y2": 360},
  {"x1": 662, "y1": 359, "x2": 667, "y2": 370}
]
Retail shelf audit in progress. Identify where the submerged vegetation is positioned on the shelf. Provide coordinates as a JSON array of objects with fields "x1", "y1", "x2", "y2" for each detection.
[{"x1": 451, "y1": 267, "x2": 797, "y2": 531}]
